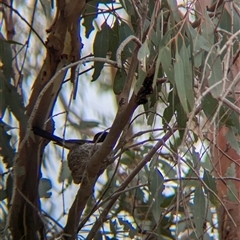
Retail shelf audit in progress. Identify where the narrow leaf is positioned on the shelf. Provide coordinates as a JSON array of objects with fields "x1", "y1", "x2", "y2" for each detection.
[
  {"x1": 193, "y1": 185, "x2": 205, "y2": 238},
  {"x1": 203, "y1": 170, "x2": 218, "y2": 206},
  {"x1": 38, "y1": 178, "x2": 52, "y2": 198},
  {"x1": 113, "y1": 69, "x2": 127, "y2": 95},
  {"x1": 166, "y1": 0, "x2": 180, "y2": 22},
  {"x1": 179, "y1": 43, "x2": 194, "y2": 110},
  {"x1": 92, "y1": 21, "x2": 110, "y2": 81},
  {"x1": 118, "y1": 21, "x2": 134, "y2": 60},
  {"x1": 207, "y1": 52, "x2": 223, "y2": 98},
  {"x1": 226, "y1": 127, "x2": 240, "y2": 155},
  {"x1": 0, "y1": 124, "x2": 15, "y2": 168},
  {"x1": 82, "y1": 0, "x2": 99, "y2": 38},
  {"x1": 174, "y1": 52, "x2": 189, "y2": 113},
  {"x1": 149, "y1": 169, "x2": 165, "y2": 223},
  {"x1": 137, "y1": 39, "x2": 150, "y2": 72},
  {"x1": 227, "y1": 180, "x2": 238, "y2": 202}
]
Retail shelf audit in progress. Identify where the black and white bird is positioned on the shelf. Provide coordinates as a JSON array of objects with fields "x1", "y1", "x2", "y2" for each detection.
[{"x1": 33, "y1": 127, "x2": 109, "y2": 184}]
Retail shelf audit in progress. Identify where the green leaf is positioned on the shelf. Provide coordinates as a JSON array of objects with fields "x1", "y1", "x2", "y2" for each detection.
[
  {"x1": 160, "y1": 194, "x2": 175, "y2": 208},
  {"x1": 5, "y1": 83, "x2": 28, "y2": 125},
  {"x1": 118, "y1": 218, "x2": 137, "y2": 238},
  {"x1": 203, "y1": 170, "x2": 218, "y2": 206},
  {"x1": 174, "y1": 52, "x2": 189, "y2": 113},
  {"x1": 176, "y1": 102, "x2": 187, "y2": 139},
  {"x1": 193, "y1": 185, "x2": 205, "y2": 238},
  {"x1": 0, "y1": 189, "x2": 7, "y2": 201},
  {"x1": 207, "y1": 52, "x2": 223, "y2": 98},
  {"x1": 163, "y1": 89, "x2": 175, "y2": 128},
  {"x1": 166, "y1": 0, "x2": 180, "y2": 22},
  {"x1": 118, "y1": 21, "x2": 134, "y2": 60},
  {"x1": 185, "y1": 147, "x2": 200, "y2": 179},
  {"x1": 202, "y1": 93, "x2": 218, "y2": 119},
  {"x1": 109, "y1": 219, "x2": 117, "y2": 235},
  {"x1": 137, "y1": 39, "x2": 150, "y2": 72},
  {"x1": 134, "y1": 66, "x2": 147, "y2": 93},
  {"x1": 188, "y1": 25, "x2": 211, "y2": 52},
  {"x1": 159, "y1": 46, "x2": 174, "y2": 84},
  {"x1": 226, "y1": 162, "x2": 236, "y2": 178},
  {"x1": 58, "y1": 161, "x2": 71, "y2": 183},
  {"x1": 6, "y1": 173, "x2": 13, "y2": 205},
  {"x1": 201, "y1": 11, "x2": 215, "y2": 45},
  {"x1": 149, "y1": 169, "x2": 165, "y2": 223},
  {"x1": 108, "y1": 19, "x2": 119, "y2": 61},
  {"x1": 0, "y1": 36, "x2": 12, "y2": 81},
  {"x1": 113, "y1": 69, "x2": 127, "y2": 95},
  {"x1": 225, "y1": 163, "x2": 238, "y2": 202},
  {"x1": 38, "y1": 178, "x2": 52, "y2": 198},
  {"x1": 226, "y1": 127, "x2": 240, "y2": 155},
  {"x1": 79, "y1": 120, "x2": 100, "y2": 129},
  {"x1": 92, "y1": 21, "x2": 110, "y2": 81},
  {"x1": 0, "y1": 124, "x2": 15, "y2": 168},
  {"x1": 0, "y1": 37, "x2": 12, "y2": 116},
  {"x1": 179, "y1": 43, "x2": 194, "y2": 110},
  {"x1": 160, "y1": 160, "x2": 176, "y2": 179},
  {"x1": 119, "y1": 0, "x2": 135, "y2": 16},
  {"x1": 227, "y1": 180, "x2": 238, "y2": 202},
  {"x1": 82, "y1": 0, "x2": 99, "y2": 38},
  {"x1": 219, "y1": 7, "x2": 240, "y2": 42}
]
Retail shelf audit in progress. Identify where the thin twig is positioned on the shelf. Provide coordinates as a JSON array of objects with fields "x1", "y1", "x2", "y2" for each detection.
[
  {"x1": 86, "y1": 127, "x2": 177, "y2": 239},
  {"x1": 116, "y1": 35, "x2": 142, "y2": 68}
]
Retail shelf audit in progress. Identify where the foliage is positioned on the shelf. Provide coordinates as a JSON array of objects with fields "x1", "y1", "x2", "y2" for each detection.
[{"x1": 0, "y1": 0, "x2": 240, "y2": 239}]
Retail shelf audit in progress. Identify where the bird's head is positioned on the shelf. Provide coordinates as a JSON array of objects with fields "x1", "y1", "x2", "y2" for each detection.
[{"x1": 93, "y1": 132, "x2": 108, "y2": 143}]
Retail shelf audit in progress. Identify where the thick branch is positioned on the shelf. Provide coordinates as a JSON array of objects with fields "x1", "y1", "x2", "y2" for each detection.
[
  {"x1": 9, "y1": 1, "x2": 86, "y2": 239},
  {"x1": 63, "y1": 94, "x2": 139, "y2": 238}
]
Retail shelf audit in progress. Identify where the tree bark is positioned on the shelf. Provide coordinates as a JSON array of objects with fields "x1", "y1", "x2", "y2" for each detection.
[
  {"x1": 211, "y1": 52, "x2": 240, "y2": 239},
  {"x1": 9, "y1": 1, "x2": 86, "y2": 239}
]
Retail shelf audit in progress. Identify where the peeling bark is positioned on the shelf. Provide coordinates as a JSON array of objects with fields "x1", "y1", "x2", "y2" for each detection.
[{"x1": 9, "y1": 1, "x2": 86, "y2": 239}]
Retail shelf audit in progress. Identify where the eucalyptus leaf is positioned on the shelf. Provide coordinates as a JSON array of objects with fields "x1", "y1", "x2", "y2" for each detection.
[
  {"x1": 137, "y1": 39, "x2": 150, "y2": 72},
  {"x1": 0, "y1": 189, "x2": 7, "y2": 201},
  {"x1": 159, "y1": 46, "x2": 174, "y2": 84},
  {"x1": 174, "y1": 52, "x2": 189, "y2": 113},
  {"x1": 0, "y1": 124, "x2": 15, "y2": 168},
  {"x1": 188, "y1": 25, "x2": 211, "y2": 52},
  {"x1": 58, "y1": 161, "x2": 71, "y2": 183},
  {"x1": 119, "y1": 0, "x2": 135, "y2": 16},
  {"x1": 226, "y1": 162, "x2": 236, "y2": 178},
  {"x1": 92, "y1": 21, "x2": 110, "y2": 81},
  {"x1": 118, "y1": 21, "x2": 134, "y2": 60},
  {"x1": 207, "y1": 52, "x2": 223, "y2": 98},
  {"x1": 203, "y1": 170, "x2": 218, "y2": 206},
  {"x1": 201, "y1": 11, "x2": 215, "y2": 45},
  {"x1": 193, "y1": 185, "x2": 205, "y2": 238},
  {"x1": 179, "y1": 43, "x2": 194, "y2": 110},
  {"x1": 226, "y1": 127, "x2": 240, "y2": 155},
  {"x1": 108, "y1": 19, "x2": 119, "y2": 61},
  {"x1": 38, "y1": 178, "x2": 52, "y2": 198},
  {"x1": 113, "y1": 69, "x2": 127, "y2": 95},
  {"x1": 227, "y1": 180, "x2": 238, "y2": 202},
  {"x1": 79, "y1": 120, "x2": 100, "y2": 129},
  {"x1": 149, "y1": 169, "x2": 165, "y2": 223},
  {"x1": 82, "y1": 0, "x2": 103, "y2": 38},
  {"x1": 166, "y1": 0, "x2": 180, "y2": 22}
]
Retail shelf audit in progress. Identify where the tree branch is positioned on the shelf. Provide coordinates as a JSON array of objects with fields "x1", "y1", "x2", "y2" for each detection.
[{"x1": 86, "y1": 126, "x2": 177, "y2": 239}]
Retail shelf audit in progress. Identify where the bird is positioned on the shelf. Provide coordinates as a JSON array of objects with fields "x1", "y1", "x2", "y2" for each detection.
[
  {"x1": 32, "y1": 126, "x2": 107, "y2": 149},
  {"x1": 33, "y1": 126, "x2": 109, "y2": 183}
]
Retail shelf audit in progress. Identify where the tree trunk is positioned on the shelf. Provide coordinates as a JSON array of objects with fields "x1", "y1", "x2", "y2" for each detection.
[{"x1": 9, "y1": 1, "x2": 86, "y2": 238}]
